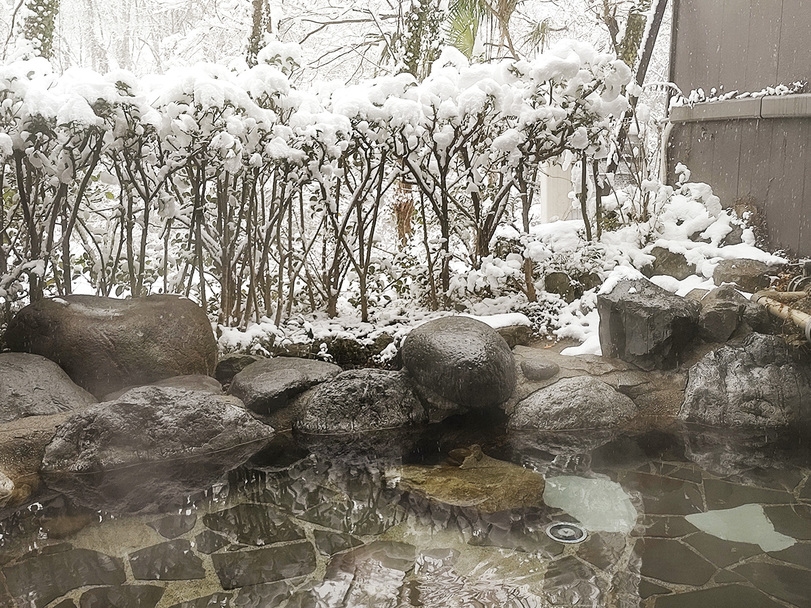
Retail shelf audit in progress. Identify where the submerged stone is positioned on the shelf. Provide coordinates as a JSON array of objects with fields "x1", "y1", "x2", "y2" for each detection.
[
  {"x1": 637, "y1": 538, "x2": 716, "y2": 586},
  {"x1": 313, "y1": 529, "x2": 364, "y2": 556},
  {"x1": 202, "y1": 503, "x2": 307, "y2": 546},
  {"x1": 653, "y1": 584, "x2": 784, "y2": 608},
  {"x1": 543, "y1": 476, "x2": 637, "y2": 534},
  {"x1": 195, "y1": 530, "x2": 231, "y2": 554},
  {"x1": 79, "y1": 585, "x2": 164, "y2": 608},
  {"x1": 212, "y1": 542, "x2": 316, "y2": 589},
  {"x1": 543, "y1": 555, "x2": 606, "y2": 607},
  {"x1": 232, "y1": 581, "x2": 294, "y2": 607},
  {"x1": 732, "y1": 562, "x2": 811, "y2": 606},
  {"x1": 129, "y1": 540, "x2": 206, "y2": 580},
  {"x1": 390, "y1": 451, "x2": 546, "y2": 513},
  {"x1": 148, "y1": 511, "x2": 198, "y2": 539},
  {"x1": 685, "y1": 504, "x2": 795, "y2": 552},
  {"x1": 2, "y1": 547, "x2": 125, "y2": 608},
  {"x1": 168, "y1": 593, "x2": 232, "y2": 608}
]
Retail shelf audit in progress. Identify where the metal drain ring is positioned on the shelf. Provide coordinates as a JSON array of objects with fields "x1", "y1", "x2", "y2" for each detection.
[{"x1": 546, "y1": 522, "x2": 588, "y2": 544}]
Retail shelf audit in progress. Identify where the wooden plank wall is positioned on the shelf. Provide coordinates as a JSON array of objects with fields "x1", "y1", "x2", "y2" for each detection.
[{"x1": 669, "y1": 0, "x2": 811, "y2": 256}]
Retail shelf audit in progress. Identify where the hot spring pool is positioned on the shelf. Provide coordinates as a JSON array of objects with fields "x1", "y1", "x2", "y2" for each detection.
[{"x1": 1, "y1": 416, "x2": 809, "y2": 608}]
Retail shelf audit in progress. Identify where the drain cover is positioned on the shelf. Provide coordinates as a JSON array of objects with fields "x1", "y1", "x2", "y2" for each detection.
[{"x1": 546, "y1": 522, "x2": 588, "y2": 544}]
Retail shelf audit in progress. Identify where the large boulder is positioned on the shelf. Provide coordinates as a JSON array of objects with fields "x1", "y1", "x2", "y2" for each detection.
[
  {"x1": 41, "y1": 386, "x2": 274, "y2": 512},
  {"x1": 295, "y1": 369, "x2": 426, "y2": 435},
  {"x1": 650, "y1": 246, "x2": 696, "y2": 281},
  {"x1": 229, "y1": 357, "x2": 341, "y2": 414},
  {"x1": 401, "y1": 316, "x2": 517, "y2": 412},
  {"x1": 5, "y1": 294, "x2": 217, "y2": 398},
  {"x1": 0, "y1": 352, "x2": 95, "y2": 423},
  {"x1": 597, "y1": 278, "x2": 700, "y2": 370},
  {"x1": 508, "y1": 376, "x2": 638, "y2": 431},
  {"x1": 679, "y1": 333, "x2": 811, "y2": 428}
]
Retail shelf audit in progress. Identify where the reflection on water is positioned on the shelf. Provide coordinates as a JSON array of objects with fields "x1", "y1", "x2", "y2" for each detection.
[{"x1": 0, "y1": 420, "x2": 810, "y2": 607}]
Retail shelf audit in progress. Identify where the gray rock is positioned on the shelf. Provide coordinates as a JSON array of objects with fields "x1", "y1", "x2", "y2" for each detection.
[
  {"x1": 0, "y1": 352, "x2": 95, "y2": 423},
  {"x1": 597, "y1": 279, "x2": 700, "y2": 370},
  {"x1": 508, "y1": 376, "x2": 638, "y2": 431},
  {"x1": 41, "y1": 386, "x2": 274, "y2": 513},
  {"x1": 202, "y1": 503, "x2": 306, "y2": 546},
  {"x1": 679, "y1": 333, "x2": 811, "y2": 428},
  {"x1": 520, "y1": 358, "x2": 560, "y2": 381},
  {"x1": 545, "y1": 271, "x2": 577, "y2": 302},
  {"x1": 401, "y1": 316, "x2": 516, "y2": 410},
  {"x1": 650, "y1": 246, "x2": 696, "y2": 281},
  {"x1": 215, "y1": 354, "x2": 262, "y2": 385},
  {"x1": 497, "y1": 324, "x2": 533, "y2": 348},
  {"x1": 4, "y1": 294, "x2": 217, "y2": 398},
  {"x1": 698, "y1": 284, "x2": 769, "y2": 342},
  {"x1": 295, "y1": 369, "x2": 426, "y2": 435},
  {"x1": 229, "y1": 357, "x2": 341, "y2": 414},
  {"x1": 712, "y1": 258, "x2": 777, "y2": 292},
  {"x1": 103, "y1": 374, "x2": 223, "y2": 401},
  {"x1": 0, "y1": 411, "x2": 76, "y2": 514}
]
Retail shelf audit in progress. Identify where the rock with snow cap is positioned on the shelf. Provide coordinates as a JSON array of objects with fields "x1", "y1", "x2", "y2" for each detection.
[{"x1": 597, "y1": 278, "x2": 700, "y2": 370}]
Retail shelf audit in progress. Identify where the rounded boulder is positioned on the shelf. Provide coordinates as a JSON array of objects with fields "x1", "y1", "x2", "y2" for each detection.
[
  {"x1": 4, "y1": 294, "x2": 217, "y2": 398},
  {"x1": 401, "y1": 316, "x2": 516, "y2": 410}
]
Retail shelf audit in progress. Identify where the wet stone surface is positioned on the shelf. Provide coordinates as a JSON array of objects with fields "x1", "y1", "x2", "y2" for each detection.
[{"x1": 0, "y1": 423, "x2": 809, "y2": 607}]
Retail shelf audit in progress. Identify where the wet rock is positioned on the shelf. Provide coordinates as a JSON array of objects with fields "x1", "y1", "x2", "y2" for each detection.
[
  {"x1": 295, "y1": 369, "x2": 426, "y2": 435},
  {"x1": 520, "y1": 358, "x2": 560, "y2": 381},
  {"x1": 389, "y1": 451, "x2": 546, "y2": 513},
  {"x1": 697, "y1": 285, "x2": 769, "y2": 342},
  {"x1": 104, "y1": 375, "x2": 224, "y2": 401},
  {"x1": 148, "y1": 512, "x2": 198, "y2": 539},
  {"x1": 326, "y1": 540, "x2": 416, "y2": 577},
  {"x1": 679, "y1": 333, "x2": 811, "y2": 428},
  {"x1": 41, "y1": 386, "x2": 274, "y2": 513},
  {"x1": 211, "y1": 542, "x2": 316, "y2": 589},
  {"x1": 401, "y1": 316, "x2": 516, "y2": 412},
  {"x1": 0, "y1": 353, "x2": 95, "y2": 423},
  {"x1": 129, "y1": 540, "x2": 206, "y2": 580},
  {"x1": 168, "y1": 593, "x2": 232, "y2": 608},
  {"x1": 597, "y1": 279, "x2": 700, "y2": 370},
  {"x1": 4, "y1": 294, "x2": 217, "y2": 398},
  {"x1": 509, "y1": 377, "x2": 637, "y2": 431},
  {"x1": 79, "y1": 585, "x2": 164, "y2": 608},
  {"x1": 622, "y1": 472, "x2": 703, "y2": 515},
  {"x1": 215, "y1": 354, "x2": 262, "y2": 386},
  {"x1": 313, "y1": 530, "x2": 364, "y2": 556},
  {"x1": 2, "y1": 547, "x2": 125, "y2": 608},
  {"x1": 229, "y1": 358, "x2": 341, "y2": 414},
  {"x1": 202, "y1": 503, "x2": 306, "y2": 546},
  {"x1": 0, "y1": 470, "x2": 13, "y2": 507},
  {"x1": 712, "y1": 258, "x2": 777, "y2": 292},
  {"x1": 650, "y1": 246, "x2": 696, "y2": 281}
]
